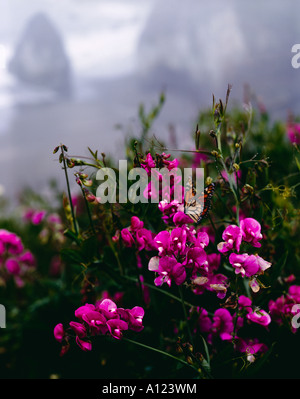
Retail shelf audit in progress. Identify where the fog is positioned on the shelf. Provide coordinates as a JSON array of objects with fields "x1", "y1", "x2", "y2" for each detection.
[{"x1": 0, "y1": 0, "x2": 299, "y2": 200}]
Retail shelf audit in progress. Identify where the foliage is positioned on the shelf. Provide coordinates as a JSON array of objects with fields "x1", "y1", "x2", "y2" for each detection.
[{"x1": 0, "y1": 89, "x2": 300, "y2": 379}]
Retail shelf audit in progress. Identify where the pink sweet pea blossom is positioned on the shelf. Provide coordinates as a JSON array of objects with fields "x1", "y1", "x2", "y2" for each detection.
[
  {"x1": 69, "y1": 321, "x2": 87, "y2": 338},
  {"x1": 106, "y1": 319, "x2": 128, "y2": 340},
  {"x1": 141, "y1": 153, "x2": 156, "y2": 175},
  {"x1": 130, "y1": 216, "x2": 144, "y2": 232},
  {"x1": 74, "y1": 303, "x2": 96, "y2": 320},
  {"x1": 217, "y1": 225, "x2": 242, "y2": 254},
  {"x1": 238, "y1": 295, "x2": 252, "y2": 312},
  {"x1": 82, "y1": 310, "x2": 108, "y2": 335},
  {"x1": 158, "y1": 200, "x2": 183, "y2": 224},
  {"x1": 154, "y1": 231, "x2": 171, "y2": 256},
  {"x1": 235, "y1": 338, "x2": 268, "y2": 363},
  {"x1": 197, "y1": 308, "x2": 212, "y2": 333},
  {"x1": 119, "y1": 306, "x2": 145, "y2": 332},
  {"x1": 287, "y1": 122, "x2": 300, "y2": 145},
  {"x1": 228, "y1": 253, "x2": 260, "y2": 277},
  {"x1": 31, "y1": 210, "x2": 46, "y2": 225},
  {"x1": 211, "y1": 308, "x2": 234, "y2": 341},
  {"x1": 183, "y1": 247, "x2": 208, "y2": 275},
  {"x1": 5, "y1": 259, "x2": 21, "y2": 275},
  {"x1": 136, "y1": 228, "x2": 155, "y2": 251},
  {"x1": 194, "y1": 231, "x2": 210, "y2": 248},
  {"x1": 240, "y1": 218, "x2": 263, "y2": 248},
  {"x1": 76, "y1": 336, "x2": 92, "y2": 351},
  {"x1": 148, "y1": 255, "x2": 186, "y2": 287},
  {"x1": 121, "y1": 228, "x2": 135, "y2": 247},
  {"x1": 96, "y1": 298, "x2": 118, "y2": 319},
  {"x1": 54, "y1": 323, "x2": 65, "y2": 343},
  {"x1": 173, "y1": 211, "x2": 194, "y2": 226},
  {"x1": 0, "y1": 230, "x2": 24, "y2": 255},
  {"x1": 246, "y1": 309, "x2": 271, "y2": 326}
]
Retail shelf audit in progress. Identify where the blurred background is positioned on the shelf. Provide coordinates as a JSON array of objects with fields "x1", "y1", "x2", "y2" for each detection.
[{"x1": 0, "y1": 0, "x2": 299, "y2": 200}]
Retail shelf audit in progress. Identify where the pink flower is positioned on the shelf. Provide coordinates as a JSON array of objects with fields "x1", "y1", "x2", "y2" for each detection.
[
  {"x1": 76, "y1": 336, "x2": 92, "y2": 351},
  {"x1": 206, "y1": 253, "x2": 221, "y2": 272},
  {"x1": 235, "y1": 338, "x2": 268, "y2": 363},
  {"x1": 74, "y1": 304, "x2": 96, "y2": 320},
  {"x1": 217, "y1": 225, "x2": 242, "y2": 254},
  {"x1": 211, "y1": 308, "x2": 234, "y2": 341},
  {"x1": 0, "y1": 230, "x2": 24, "y2": 255},
  {"x1": 246, "y1": 309, "x2": 271, "y2": 326},
  {"x1": 69, "y1": 321, "x2": 87, "y2": 338},
  {"x1": 287, "y1": 122, "x2": 300, "y2": 145},
  {"x1": 18, "y1": 251, "x2": 35, "y2": 267},
  {"x1": 197, "y1": 308, "x2": 212, "y2": 333},
  {"x1": 183, "y1": 247, "x2": 208, "y2": 275},
  {"x1": 173, "y1": 211, "x2": 194, "y2": 226},
  {"x1": 148, "y1": 255, "x2": 186, "y2": 287},
  {"x1": 154, "y1": 231, "x2": 171, "y2": 256},
  {"x1": 170, "y1": 227, "x2": 187, "y2": 255},
  {"x1": 120, "y1": 306, "x2": 145, "y2": 332},
  {"x1": 106, "y1": 319, "x2": 128, "y2": 340},
  {"x1": 206, "y1": 274, "x2": 228, "y2": 299},
  {"x1": 194, "y1": 231, "x2": 210, "y2": 249},
  {"x1": 268, "y1": 285, "x2": 300, "y2": 331},
  {"x1": 31, "y1": 210, "x2": 46, "y2": 225},
  {"x1": 5, "y1": 258, "x2": 21, "y2": 275},
  {"x1": 121, "y1": 228, "x2": 135, "y2": 247},
  {"x1": 240, "y1": 218, "x2": 263, "y2": 248},
  {"x1": 54, "y1": 323, "x2": 65, "y2": 342},
  {"x1": 136, "y1": 228, "x2": 155, "y2": 251},
  {"x1": 130, "y1": 216, "x2": 144, "y2": 232},
  {"x1": 238, "y1": 295, "x2": 252, "y2": 312},
  {"x1": 158, "y1": 200, "x2": 182, "y2": 224},
  {"x1": 228, "y1": 253, "x2": 260, "y2": 277},
  {"x1": 141, "y1": 153, "x2": 156, "y2": 175},
  {"x1": 96, "y1": 298, "x2": 118, "y2": 320},
  {"x1": 82, "y1": 310, "x2": 107, "y2": 335}
]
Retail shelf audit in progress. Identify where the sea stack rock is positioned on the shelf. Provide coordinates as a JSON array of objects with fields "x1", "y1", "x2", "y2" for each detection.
[{"x1": 8, "y1": 12, "x2": 72, "y2": 96}]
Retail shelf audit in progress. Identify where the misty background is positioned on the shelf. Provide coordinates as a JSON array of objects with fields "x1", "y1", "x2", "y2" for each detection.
[{"x1": 0, "y1": 0, "x2": 299, "y2": 200}]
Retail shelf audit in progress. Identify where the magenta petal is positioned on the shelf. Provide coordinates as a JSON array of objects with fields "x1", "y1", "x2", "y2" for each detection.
[
  {"x1": 5, "y1": 258, "x2": 21, "y2": 275},
  {"x1": 106, "y1": 319, "x2": 128, "y2": 340},
  {"x1": 76, "y1": 336, "x2": 92, "y2": 351},
  {"x1": 54, "y1": 323, "x2": 64, "y2": 342}
]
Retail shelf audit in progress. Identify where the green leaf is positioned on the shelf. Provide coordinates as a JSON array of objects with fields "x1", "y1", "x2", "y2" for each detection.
[
  {"x1": 200, "y1": 334, "x2": 210, "y2": 367},
  {"x1": 60, "y1": 248, "x2": 85, "y2": 265}
]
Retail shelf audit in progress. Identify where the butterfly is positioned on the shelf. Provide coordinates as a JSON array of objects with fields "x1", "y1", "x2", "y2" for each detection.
[{"x1": 184, "y1": 177, "x2": 215, "y2": 224}]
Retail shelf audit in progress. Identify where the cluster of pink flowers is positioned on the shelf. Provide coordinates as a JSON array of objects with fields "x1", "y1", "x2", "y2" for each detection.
[
  {"x1": 23, "y1": 209, "x2": 47, "y2": 225},
  {"x1": 196, "y1": 294, "x2": 271, "y2": 362},
  {"x1": 286, "y1": 122, "x2": 300, "y2": 145},
  {"x1": 0, "y1": 229, "x2": 36, "y2": 287},
  {"x1": 120, "y1": 216, "x2": 157, "y2": 251},
  {"x1": 23, "y1": 208, "x2": 66, "y2": 246},
  {"x1": 148, "y1": 220, "x2": 228, "y2": 298},
  {"x1": 141, "y1": 152, "x2": 183, "y2": 204},
  {"x1": 54, "y1": 298, "x2": 145, "y2": 354},
  {"x1": 269, "y1": 285, "x2": 300, "y2": 333},
  {"x1": 217, "y1": 218, "x2": 271, "y2": 291}
]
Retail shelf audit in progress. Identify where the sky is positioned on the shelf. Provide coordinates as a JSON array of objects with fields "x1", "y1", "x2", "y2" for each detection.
[{"x1": 0, "y1": 0, "x2": 299, "y2": 199}]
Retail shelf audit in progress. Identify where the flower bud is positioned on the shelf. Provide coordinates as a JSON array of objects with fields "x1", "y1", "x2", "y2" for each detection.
[{"x1": 186, "y1": 356, "x2": 194, "y2": 365}]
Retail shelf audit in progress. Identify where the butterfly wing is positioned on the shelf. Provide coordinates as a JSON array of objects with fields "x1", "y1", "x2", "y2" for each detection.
[{"x1": 184, "y1": 179, "x2": 215, "y2": 224}]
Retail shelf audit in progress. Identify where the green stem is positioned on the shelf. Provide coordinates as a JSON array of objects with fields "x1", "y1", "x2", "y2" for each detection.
[
  {"x1": 81, "y1": 188, "x2": 96, "y2": 235},
  {"x1": 178, "y1": 286, "x2": 194, "y2": 346},
  {"x1": 215, "y1": 124, "x2": 240, "y2": 226},
  {"x1": 123, "y1": 275, "x2": 195, "y2": 308},
  {"x1": 61, "y1": 145, "x2": 78, "y2": 235},
  {"x1": 123, "y1": 338, "x2": 196, "y2": 371}
]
